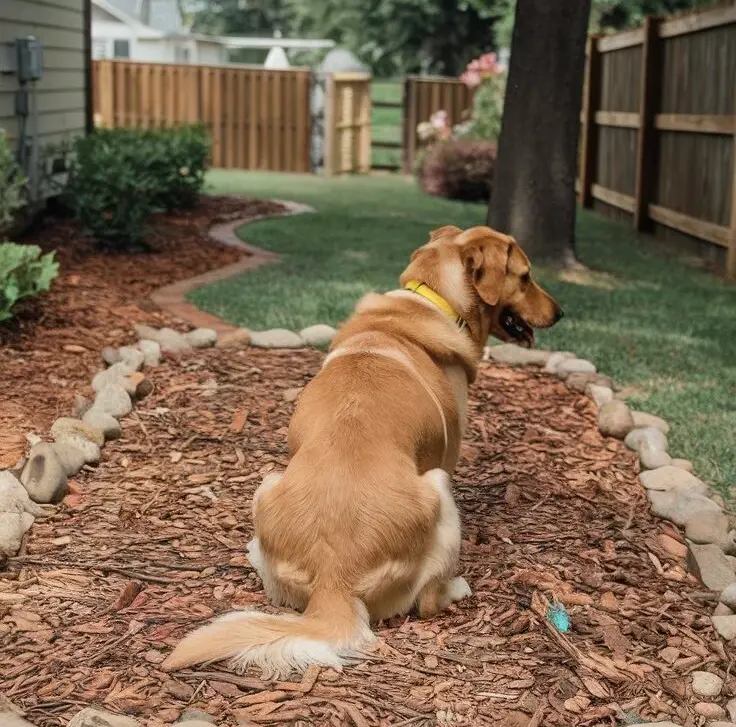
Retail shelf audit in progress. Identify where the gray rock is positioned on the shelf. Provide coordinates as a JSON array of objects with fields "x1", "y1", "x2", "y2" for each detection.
[
  {"x1": 176, "y1": 722, "x2": 215, "y2": 727},
  {"x1": 52, "y1": 433, "x2": 101, "y2": 465},
  {"x1": 555, "y1": 358, "x2": 597, "y2": 379},
  {"x1": 50, "y1": 417, "x2": 105, "y2": 448},
  {"x1": 216, "y1": 328, "x2": 251, "y2": 348},
  {"x1": 565, "y1": 372, "x2": 613, "y2": 393},
  {"x1": 648, "y1": 489, "x2": 721, "y2": 526},
  {"x1": 672, "y1": 458, "x2": 694, "y2": 472},
  {"x1": 686, "y1": 511, "x2": 730, "y2": 545},
  {"x1": 118, "y1": 345, "x2": 144, "y2": 371},
  {"x1": 631, "y1": 410, "x2": 670, "y2": 434},
  {"x1": 692, "y1": 670, "x2": 723, "y2": 697},
  {"x1": 598, "y1": 401, "x2": 635, "y2": 439},
  {"x1": 639, "y1": 442, "x2": 672, "y2": 470},
  {"x1": 50, "y1": 441, "x2": 88, "y2": 477},
  {"x1": 586, "y1": 383, "x2": 614, "y2": 407},
  {"x1": 711, "y1": 492, "x2": 726, "y2": 509},
  {"x1": 250, "y1": 329, "x2": 305, "y2": 349},
  {"x1": 0, "y1": 471, "x2": 43, "y2": 517},
  {"x1": 694, "y1": 703, "x2": 725, "y2": 719},
  {"x1": 688, "y1": 543, "x2": 736, "y2": 591},
  {"x1": 73, "y1": 394, "x2": 93, "y2": 418},
  {"x1": 300, "y1": 324, "x2": 338, "y2": 348},
  {"x1": 138, "y1": 339, "x2": 161, "y2": 367},
  {"x1": 727, "y1": 555, "x2": 736, "y2": 570},
  {"x1": 94, "y1": 383, "x2": 133, "y2": 419},
  {"x1": 706, "y1": 722, "x2": 735, "y2": 727},
  {"x1": 720, "y1": 583, "x2": 736, "y2": 610},
  {"x1": 185, "y1": 328, "x2": 218, "y2": 348},
  {"x1": 626, "y1": 723, "x2": 682, "y2": 727},
  {"x1": 83, "y1": 407, "x2": 122, "y2": 441},
  {"x1": 542, "y1": 351, "x2": 575, "y2": 374},
  {"x1": 728, "y1": 696, "x2": 736, "y2": 722},
  {"x1": 178, "y1": 710, "x2": 216, "y2": 724},
  {"x1": 68, "y1": 707, "x2": 142, "y2": 727},
  {"x1": 156, "y1": 327, "x2": 191, "y2": 353},
  {"x1": 101, "y1": 346, "x2": 121, "y2": 366},
  {"x1": 639, "y1": 466, "x2": 708, "y2": 495},
  {"x1": 20, "y1": 443, "x2": 68, "y2": 504},
  {"x1": 0, "y1": 703, "x2": 37, "y2": 727},
  {"x1": 92, "y1": 362, "x2": 136, "y2": 395},
  {"x1": 625, "y1": 426, "x2": 668, "y2": 453},
  {"x1": 0, "y1": 511, "x2": 34, "y2": 557},
  {"x1": 714, "y1": 602, "x2": 734, "y2": 616},
  {"x1": 721, "y1": 530, "x2": 736, "y2": 556},
  {"x1": 133, "y1": 323, "x2": 159, "y2": 341},
  {"x1": 484, "y1": 343, "x2": 550, "y2": 366},
  {"x1": 283, "y1": 387, "x2": 303, "y2": 403}
]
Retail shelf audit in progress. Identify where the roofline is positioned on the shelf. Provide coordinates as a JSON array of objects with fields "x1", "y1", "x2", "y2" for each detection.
[
  {"x1": 91, "y1": 0, "x2": 164, "y2": 36},
  {"x1": 219, "y1": 37, "x2": 335, "y2": 50}
]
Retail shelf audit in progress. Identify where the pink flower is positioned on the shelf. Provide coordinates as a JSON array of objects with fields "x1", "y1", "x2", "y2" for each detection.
[{"x1": 460, "y1": 70, "x2": 482, "y2": 88}]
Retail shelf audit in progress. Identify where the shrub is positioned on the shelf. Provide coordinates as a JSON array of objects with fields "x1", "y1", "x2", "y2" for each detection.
[
  {"x1": 66, "y1": 126, "x2": 210, "y2": 251},
  {"x1": 418, "y1": 139, "x2": 496, "y2": 202},
  {"x1": 0, "y1": 129, "x2": 27, "y2": 237},
  {"x1": 0, "y1": 242, "x2": 58, "y2": 321},
  {"x1": 458, "y1": 53, "x2": 506, "y2": 142}
]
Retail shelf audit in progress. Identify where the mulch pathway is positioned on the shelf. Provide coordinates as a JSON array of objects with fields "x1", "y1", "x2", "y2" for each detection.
[
  {"x1": 2, "y1": 345, "x2": 732, "y2": 727},
  {"x1": 0, "y1": 196, "x2": 285, "y2": 469}
]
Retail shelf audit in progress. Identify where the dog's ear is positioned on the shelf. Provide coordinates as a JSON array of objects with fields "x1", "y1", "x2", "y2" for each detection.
[
  {"x1": 456, "y1": 227, "x2": 512, "y2": 307},
  {"x1": 429, "y1": 225, "x2": 463, "y2": 242}
]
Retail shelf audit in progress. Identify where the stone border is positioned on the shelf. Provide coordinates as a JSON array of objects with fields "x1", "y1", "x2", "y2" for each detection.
[{"x1": 149, "y1": 199, "x2": 314, "y2": 334}]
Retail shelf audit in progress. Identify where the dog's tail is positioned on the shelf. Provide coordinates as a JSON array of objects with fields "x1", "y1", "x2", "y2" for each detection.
[{"x1": 160, "y1": 588, "x2": 374, "y2": 676}]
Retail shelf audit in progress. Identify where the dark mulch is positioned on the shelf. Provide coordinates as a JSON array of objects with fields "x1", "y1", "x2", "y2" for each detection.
[
  {"x1": 1, "y1": 347, "x2": 730, "y2": 727},
  {"x1": 0, "y1": 196, "x2": 285, "y2": 468}
]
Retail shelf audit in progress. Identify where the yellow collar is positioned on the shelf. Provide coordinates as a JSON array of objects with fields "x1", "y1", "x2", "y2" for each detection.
[{"x1": 404, "y1": 280, "x2": 468, "y2": 331}]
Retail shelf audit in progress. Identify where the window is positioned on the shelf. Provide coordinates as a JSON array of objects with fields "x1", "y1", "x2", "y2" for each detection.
[
  {"x1": 93, "y1": 40, "x2": 108, "y2": 59},
  {"x1": 113, "y1": 40, "x2": 130, "y2": 59}
]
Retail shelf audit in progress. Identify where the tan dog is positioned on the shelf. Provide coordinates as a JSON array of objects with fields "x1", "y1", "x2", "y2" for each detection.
[{"x1": 162, "y1": 225, "x2": 562, "y2": 676}]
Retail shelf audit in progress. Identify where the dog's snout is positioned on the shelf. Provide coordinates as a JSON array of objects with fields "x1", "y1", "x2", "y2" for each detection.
[{"x1": 553, "y1": 307, "x2": 564, "y2": 323}]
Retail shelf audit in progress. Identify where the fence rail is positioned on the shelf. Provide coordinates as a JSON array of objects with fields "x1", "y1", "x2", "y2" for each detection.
[
  {"x1": 578, "y1": 3, "x2": 736, "y2": 277},
  {"x1": 93, "y1": 60, "x2": 312, "y2": 173}
]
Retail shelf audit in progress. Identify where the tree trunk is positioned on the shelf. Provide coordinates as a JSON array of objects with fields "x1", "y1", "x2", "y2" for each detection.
[{"x1": 487, "y1": 0, "x2": 592, "y2": 267}]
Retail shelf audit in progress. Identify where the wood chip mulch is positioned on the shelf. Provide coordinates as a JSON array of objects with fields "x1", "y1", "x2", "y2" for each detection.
[
  {"x1": 2, "y1": 346, "x2": 732, "y2": 727},
  {"x1": 0, "y1": 196, "x2": 286, "y2": 469}
]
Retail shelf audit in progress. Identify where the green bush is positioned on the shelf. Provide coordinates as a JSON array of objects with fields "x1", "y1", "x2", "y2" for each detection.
[
  {"x1": 67, "y1": 126, "x2": 210, "y2": 250},
  {"x1": 0, "y1": 129, "x2": 27, "y2": 237},
  {"x1": 0, "y1": 242, "x2": 59, "y2": 321},
  {"x1": 418, "y1": 139, "x2": 496, "y2": 202}
]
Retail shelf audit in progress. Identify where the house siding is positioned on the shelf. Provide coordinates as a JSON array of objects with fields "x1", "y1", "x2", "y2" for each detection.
[{"x1": 0, "y1": 0, "x2": 87, "y2": 157}]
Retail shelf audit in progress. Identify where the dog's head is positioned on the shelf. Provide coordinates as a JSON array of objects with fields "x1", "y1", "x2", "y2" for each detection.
[{"x1": 399, "y1": 225, "x2": 562, "y2": 348}]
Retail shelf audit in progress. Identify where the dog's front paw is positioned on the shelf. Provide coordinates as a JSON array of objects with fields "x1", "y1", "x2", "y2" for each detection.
[{"x1": 446, "y1": 576, "x2": 472, "y2": 603}]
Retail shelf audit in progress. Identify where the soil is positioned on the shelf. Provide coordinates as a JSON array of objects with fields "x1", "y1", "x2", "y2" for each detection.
[
  {"x1": 0, "y1": 196, "x2": 285, "y2": 470},
  {"x1": 1, "y1": 347, "x2": 732, "y2": 727}
]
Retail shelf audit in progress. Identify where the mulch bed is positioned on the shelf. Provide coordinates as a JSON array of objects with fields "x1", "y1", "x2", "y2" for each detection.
[
  {"x1": 0, "y1": 196, "x2": 285, "y2": 469},
  {"x1": 1, "y1": 346, "x2": 731, "y2": 727}
]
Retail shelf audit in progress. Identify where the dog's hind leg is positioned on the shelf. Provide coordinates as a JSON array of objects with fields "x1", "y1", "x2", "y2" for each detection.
[{"x1": 413, "y1": 469, "x2": 472, "y2": 618}]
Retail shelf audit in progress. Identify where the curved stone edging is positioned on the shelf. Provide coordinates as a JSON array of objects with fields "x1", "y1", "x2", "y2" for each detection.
[{"x1": 149, "y1": 199, "x2": 314, "y2": 334}]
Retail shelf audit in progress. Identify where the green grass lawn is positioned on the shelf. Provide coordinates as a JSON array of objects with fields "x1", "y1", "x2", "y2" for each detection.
[
  {"x1": 371, "y1": 80, "x2": 402, "y2": 170},
  {"x1": 195, "y1": 171, "x2": 736, "y2": 495}
]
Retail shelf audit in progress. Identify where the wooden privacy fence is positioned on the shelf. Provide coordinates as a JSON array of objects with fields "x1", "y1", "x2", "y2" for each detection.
[
  {"x1": 93, "y1": 60, "x2": 312, "y2": 173},
  {"x1": 403, "y1": 76, "x2": 474, "y2": 173},
  {"x1": 578, "y1": 3, "x2": 736, "y2": 277},
  {"x1": 323, "y1": 73, "x2": 372, "y2": 175}
]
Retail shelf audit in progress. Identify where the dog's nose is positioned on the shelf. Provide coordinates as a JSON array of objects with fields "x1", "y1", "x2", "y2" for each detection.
[{"x1": 554, "y1": 307, "x2": 564, "y2": 323}]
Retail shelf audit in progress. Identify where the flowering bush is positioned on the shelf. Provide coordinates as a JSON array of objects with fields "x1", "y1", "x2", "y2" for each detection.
[{"x1": 418, "y1": 139, "x2": 496, "y2": 202}]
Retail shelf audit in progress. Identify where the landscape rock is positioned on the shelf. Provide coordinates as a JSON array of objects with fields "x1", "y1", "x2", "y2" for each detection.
[
  {"x1": 92, "y1": 362, "x2": 136, "y2": 395},
  {"x1": 631, "y1": 410, "x2": 670, "y2": 434},
  {"x1": 68, "y1": 707, "x2": 142, "y2": 727},
  {"x1": 101, "y1": 346, "x2": 121, "y2": 366},
  {"x1": 720, "y1": 530, "x2": 736, "y2": 556},
  {"x1": 694, "y1": 703, "x2": 726, "y2": 719},
  {"x1": 721, "y1": 583, "x2": 736, "y2": 611},
  {"x1": 672, "y1": 458, "x2": 694, "y2": 472},
  {"x1": 685, "y1": 511, "x2": 730, "y2": 545},
  {"x1": 250, "y1": 329, "x2": 305, "y2": 349},
  {"x1": 598, "y1": 401, "x2": 635, "y2": 439},
  {"x1": 177, "y1": 710, "x2": 216, "y2": 724},
  {"x1": 156, "y1": 327, "x2": 191, "y2": 353},
  {"x1": 625, "y1": 426, "x2": 668, "y2": 453},
  {"x1": 639, "y1": 442, "x2": 672, "y2": 470},
  {"x1": 138, "y1": 338, "x2": 161, "y2": 367},
  {"x1": 706, "y1": 722, "x2": 734, "y2": 727},
  {"x1": 50, "y1": 441, "x2": 88, "y2": 477},
  {"x1": 83, "y1": 407, "x2": 122, "y2": 441},
  {"x1": 627, "y1": 723, "x2": 682, "y2": 727},
  {"x1": 133, "y1": 323, "x2": 159, "y2": 341},
  {"x1": 176, "y1": 722, "x2": 215, "y2": 727},
  {"x1": 52, "y1": 433, "x2": 101, "y2": 465},
  {"x1": 118, "y1": 345, "x2": 144, "y2": 371},
  {"x1": 687, "y1": 543, "x2": 736, "y2": 591},
  {"x1": 483, "y1": 343, "x2": 550, "y2": 366},
  {"x1": 658, "y1": 533, "x2": 688, "y2": 558},
  {"x1": 714, "y1": 602, "x2": 734, "y2": 616},
  {"x1": 555, "y1": 358, "x2": 596, "y2": 379},
  {"x1": 728, "y1": 696, "x2": 736, "y2": 721},
  {"x1": 20, "y1": 443, "x2": 68, "y2": 504},
  {"x1": 73, "y1": 394, "x2": 92, "y2": 417},
  {"x1": 648, "y1": 489, "x2": 721, "y2": 527},
  {"x1": 185, "y1": 328, "x2": 218, "y2": 348},
  {"x1": 0, "y1": 471, "x2": 43, "y2": 518},
  {"x1": 300, "y1": 323, "x2": 338, "y2": 348},
  {"x1": 94, "y1": 383, "x2": 133, "y2": 419},
  {"x1": 216, "y1": 328, "x2": 251, "y2": 348},
  {"x1": 692, "y1": 670, "x2": 723, "y2": 697},
  {"x1": 0, "y1": 510, "x2": 34, "y2": 557},
  {"x1": 565, "y1": 372, "x2": 613, "y2": 393},
  {"x1": 283, "y1": 387, "x2": 303, "y2": 403},
  {"x1": 586, "y1": 383, "x2": 614, "y2": 407},
  {"x1": 542, "y1": 351, "x2": 575, "y2": 374},
  {"x1": 639, "y1": 466, "x2": 708, "y2": 495},
  {"x1": 50, "y1": 417, "x2": 105, "y2": 448},
  {"x1": 0, "y1": 702, "x2": 37, "y2": 727}
]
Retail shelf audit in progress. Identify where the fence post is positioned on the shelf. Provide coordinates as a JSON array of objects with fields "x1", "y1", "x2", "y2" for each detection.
[
  {"x1": 578, "y1": 36, "x2": 601, "y2": 208},
  {"x1": 634, "y1": 16, "x2": 662, "y2": 231},
  {"x1": 97, "y1": 60, "x2": 114, "y2": 128},
  {"x1": 728, "y1": 134, "x2": 736, "y2": 279},
  {"x1": 359, "y1": 79, "x2": 372, "y2": 173},
  {"x1": 403, "y1": 78, "x2": 417, "y2": 176},
  {"x1": 323, "y1": 74, "x2": 336, "y2": 176}
]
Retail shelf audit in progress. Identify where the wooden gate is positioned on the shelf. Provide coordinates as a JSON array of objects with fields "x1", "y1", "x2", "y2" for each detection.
[{"x1": 93, "y1": 60, "x2": 312, "y2": 173}]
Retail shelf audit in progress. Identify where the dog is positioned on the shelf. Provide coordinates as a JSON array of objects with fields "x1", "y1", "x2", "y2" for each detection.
[{"x1": 161, "y1": 225, "x2": 562, "y2": 676}]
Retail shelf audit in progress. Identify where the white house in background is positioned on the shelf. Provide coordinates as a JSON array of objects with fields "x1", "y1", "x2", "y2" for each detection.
[{"x1": 91, "y1": 0, "x2": 335, "y2": 65}]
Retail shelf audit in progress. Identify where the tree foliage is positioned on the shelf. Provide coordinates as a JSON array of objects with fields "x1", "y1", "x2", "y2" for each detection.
[{"x1": 181, "y1": 0, "x2": 294, "y2": 36}]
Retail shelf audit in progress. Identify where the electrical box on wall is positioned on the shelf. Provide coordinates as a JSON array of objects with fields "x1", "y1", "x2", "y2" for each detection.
[{"x1": 16, "y1": 37, "x2": 43, "y2": 82}]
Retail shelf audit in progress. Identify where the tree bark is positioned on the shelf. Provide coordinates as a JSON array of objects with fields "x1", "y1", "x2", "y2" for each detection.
[{"x1": 487, "y1": 0, "x2": 592, "y2": 267}]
